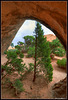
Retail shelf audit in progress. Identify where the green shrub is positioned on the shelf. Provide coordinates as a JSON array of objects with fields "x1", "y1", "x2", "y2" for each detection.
[
  {"x1": 3, "y1": 78, "x2": 13, "y2": 87},
  {"x1": 15, "y1": 45, "x2": 21, "y2": 50},
  {"x1": 49, "y1": 38, "x2": 66, "y2": 57},
  {"x1": 5, "y1": 78, "x2": 12, "y2": 84},
  {"x1": 49, "y1": 38, "x2": 62, "y2": 49},
  {"x1": 57, "y1": 58, "x2": 67, "y2": 68},
  {"x1": 27, "y1": 46, "x2": 35, "y2": 57},
  {"x1": 4, "y1": 50, "x2": 7, "y2": 54},
  {"x1": 13, "y1": 79, "x2": 24, "y2": 93},
  {"x1": 17, "y1": 41, "x2": 24, "y2": 45},
  {"x1": 19, "y1": 53, "x2": 24, "y2": 58},
  {"x1": 1, "y1": 64, "x2": 12, "y2": 74},
  {"x1": 28, "y1": 63, "x2": 34, "y2": 72},
  {"x1": 6, "y1": 50, "x2": 17, "y2": 60},
  {"x1": 15, "y1": 49, "x2": 20, "y2": 54},
  {"x1": 46, "y1": 64, "x2": 53, "y2": 82},
  {"x1": 1, "y1": 47, "x2": 27, "y2": 84},
  {"x1": 24, "y1": 35, "x2": 35, "y2": 47},
  {"x1": 53, "y1": 47, "x2": 65, "y2": 57}
]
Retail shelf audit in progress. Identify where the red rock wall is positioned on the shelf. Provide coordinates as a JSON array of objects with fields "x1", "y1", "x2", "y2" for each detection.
[
  {"x1": 1, "y1": 1, "x2": 67, "y2": 54},
  {"x1": 44, "y1": 34, "x2": 56, "y2": 42},
  {"x1": 52, "y1": 77, "x2": 67, "y2": 98}
]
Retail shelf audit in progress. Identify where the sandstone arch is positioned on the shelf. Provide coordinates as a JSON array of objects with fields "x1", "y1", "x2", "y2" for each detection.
[{"x1": 1, "y1": 1, "x2": 67, "y2": 54}]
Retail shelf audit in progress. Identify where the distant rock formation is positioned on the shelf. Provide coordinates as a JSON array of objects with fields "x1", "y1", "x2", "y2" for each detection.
[
  {"x1": 8, "y1": 46, "x2": 15, "y2": 50},
  {"x1": 44, "y1": 34, "x2": 56, "y2": 42},
  {"x1": 1, "y1": 1, "x2": 67, "y2": 54}
]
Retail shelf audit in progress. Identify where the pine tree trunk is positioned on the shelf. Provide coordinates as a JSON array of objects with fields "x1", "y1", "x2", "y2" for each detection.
[{"x1": 33, "y1": 35, "x2": 37, "y2": 82}]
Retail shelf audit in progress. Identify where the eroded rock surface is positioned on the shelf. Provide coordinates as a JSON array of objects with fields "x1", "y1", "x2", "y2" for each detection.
[
  {"x1": 52, "y1": 77, "x2": 67, "y2": 98},
  {"x1": 1, "y1": 1, "x2": 67, "y2": 54}
]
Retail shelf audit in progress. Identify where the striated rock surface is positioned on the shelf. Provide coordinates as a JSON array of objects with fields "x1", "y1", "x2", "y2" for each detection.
[
  {"x1": 1, "y1": 1, "x2": 67, "y2": 54},
  {"x1": 52, "y1": 77, "x2": 67, "y2": 98},
  {"x1": 44, "y1": 34, "x2": 56, "y2": 42}
]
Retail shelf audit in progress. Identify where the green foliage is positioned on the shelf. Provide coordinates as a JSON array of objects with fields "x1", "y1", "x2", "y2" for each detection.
[
  {"x1": 1, "y1": 64, "x2": 13, "y2": 76},
  {"x1": 49, "y1": 38, "x2": 66, "y2": 57},
  {"x1": 2, "y1": 47, "x2": 26, "y2": 77},
  {"x1": 53, "y1": 47, "x2": 65, "y2": 57},
  {"x1": 15, "y1": 45, "x2": 21, "y2": 50},
  {"x1": 11, "y1": 57, "x2": 25, "y2": 73},
  {"x1": 17, "y1": 41, "x2": 24, "y2": 45},
  {"x1": 57, "y1": 58, "x2": 66, "y2": 68},
  {"x1": 28, "y1": 63, "x2": 34, "y2": 72},
  {"x1": 27, "y1": 47, "x2": 35, "y2": 57},
  {"x1": 34, "y1": 22, "x2": 53, "y2": 82},
  {"x1": 49, "y1": 38, "x2": 62, "y2": 49},
  {"x1": 13, "y1": 79, "x2": 24, "y2": 93},
  {"x1": 45, "y1": 64, "x2": 53, "y2": 82},
  {"x1": 1, "y1": 45, "x2": 27, "y2": 95},
  {"x1": 2, "y1": 45, "x2": 26, "y2": 74},
  {"x1": 10, "y1": 43, "x2": 14, "y2": 48},
  {"x1": 15, "y1": 45, "x2": 25, "y2": 54},
  {"x1": 2, "y1": 78, "x2": 13, "y2": 87},
  {"x1": 24, "y1": 35, "x2": 35, "y2": 47},
  {"x1": 2, "y1": 77, "x2": 24, "y2": 94},
  {"x1": 19, "y1": 53, "x2": 24, "y2": 58},
  {"x1": 4, "y1": 50, "x2": 7, "y2": 54},
  {"x1": 5, "y1": 65, "x2": 12, "y2": 74},
  {"x1": 15, "y1": 49, "x2": 20, "y2": 54},
  {"x1": 5, "y1": 78, "x2": 11, "y2": 83},
  {"x1": 6, "y1": 50, "x2": 17, "y2": 60}
]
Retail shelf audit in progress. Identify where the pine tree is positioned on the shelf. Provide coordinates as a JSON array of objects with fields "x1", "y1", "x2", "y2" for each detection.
[
  {"x1": 24, "y1": 35, "x2": 35, "y2": 48},
  {"x1": 33, "y1": 22, "x2": 53, "y2": 82}
]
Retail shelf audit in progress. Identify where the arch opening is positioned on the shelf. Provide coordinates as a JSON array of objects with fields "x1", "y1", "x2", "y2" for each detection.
[
  {"x1": 2, "y1": 17, "x2": 66, "y2": 54},
  {"x1": 1, "y1": 1, "x2": 67, "y2": 99},
  {"x1": 1, "y1": 19, "x2": 67, "y2": 99}
]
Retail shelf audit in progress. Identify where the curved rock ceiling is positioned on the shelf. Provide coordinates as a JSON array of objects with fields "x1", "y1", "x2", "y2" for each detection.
[{"x1": 1, "y1": 1, "x2": 67, "y2": 54}]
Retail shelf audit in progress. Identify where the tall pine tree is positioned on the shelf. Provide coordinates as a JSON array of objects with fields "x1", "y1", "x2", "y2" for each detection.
[{"x1": 33, "y1": 22, "x2": 53, "y2": 82}]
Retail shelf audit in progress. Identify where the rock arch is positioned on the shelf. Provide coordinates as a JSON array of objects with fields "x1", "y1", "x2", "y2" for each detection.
[{"x1": 1, "y1": 1, "x2": 67, "y2": 54}]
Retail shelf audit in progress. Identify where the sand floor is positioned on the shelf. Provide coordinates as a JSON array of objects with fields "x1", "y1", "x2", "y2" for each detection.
[{"x1": 1, "y1": 53, "x2": 67, "y2": 99}]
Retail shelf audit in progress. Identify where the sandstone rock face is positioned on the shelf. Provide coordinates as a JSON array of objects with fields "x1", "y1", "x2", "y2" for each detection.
[
  {"x1": 8, "y1": 46, "x2": 15, "y2": 50},
  {"x1": 1, "y1": 1, "x2": 67, "y2": 54},
  {"x1": 52, "y1": 77, "x2": 67, "y2": 98},
  {"x1": 44, "y1": 34, "x2": 56, "y2": 42}
]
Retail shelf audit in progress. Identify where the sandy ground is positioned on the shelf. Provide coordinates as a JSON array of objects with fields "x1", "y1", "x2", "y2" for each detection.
[{"x1": 1, "y1": 53, "x2": 67, "y2": 99}]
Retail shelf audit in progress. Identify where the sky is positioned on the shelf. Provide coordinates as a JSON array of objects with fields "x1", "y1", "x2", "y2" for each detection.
[{"x1": 12, "y1": 20, "x2": 55, "y2": 46}]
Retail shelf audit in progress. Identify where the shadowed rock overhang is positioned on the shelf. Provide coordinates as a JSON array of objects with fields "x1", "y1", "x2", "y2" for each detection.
[{"x1": 1, "y1": 1, "x2": 67, "y2": 54}]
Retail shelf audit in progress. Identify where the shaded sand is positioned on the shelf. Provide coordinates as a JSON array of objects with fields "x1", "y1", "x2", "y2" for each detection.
[{"x1": 1, "y1": 53, "x2": 67, "y2": 99}]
